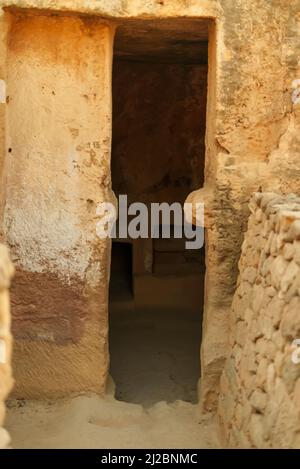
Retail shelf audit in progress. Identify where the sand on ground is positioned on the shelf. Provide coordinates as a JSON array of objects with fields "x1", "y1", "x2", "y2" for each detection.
[
  {"x1": 5, "y1": 392, "x2": 220, "y2": 449},
  {"x1": 109, "y1": 307, "x2": 202, "y2": 406}
]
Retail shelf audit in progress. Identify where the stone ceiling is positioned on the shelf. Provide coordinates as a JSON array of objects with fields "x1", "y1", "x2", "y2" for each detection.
[{"x1": 114, "y1": 19, "x2": 210, "y2": 64}]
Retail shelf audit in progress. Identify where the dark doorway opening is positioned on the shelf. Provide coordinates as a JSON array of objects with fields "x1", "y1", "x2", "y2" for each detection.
[
  {"x1": 109, "y1": 19, "x2": 209, "y2": 407},
  {"x1": 109, "y1": 242, "x2": 133, "y2": 301}
]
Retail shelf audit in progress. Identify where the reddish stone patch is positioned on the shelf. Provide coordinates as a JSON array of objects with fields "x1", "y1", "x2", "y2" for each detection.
[{"x1": 10, "y1": 268, "x2": 87, "y2": 345}]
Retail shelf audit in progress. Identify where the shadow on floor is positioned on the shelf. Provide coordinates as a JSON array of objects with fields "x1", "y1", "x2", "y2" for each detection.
[{"x1": 109, "y1": 305, "x2": 201, "y2": 407}]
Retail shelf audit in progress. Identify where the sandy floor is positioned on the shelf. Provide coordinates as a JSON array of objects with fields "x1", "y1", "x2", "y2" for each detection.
[
  {"x1": 109, "y1": 307, "x2": 202, "y2": 406},
  {"x1": 5, "y1": 393, "x2": 220, "y2": 449}
]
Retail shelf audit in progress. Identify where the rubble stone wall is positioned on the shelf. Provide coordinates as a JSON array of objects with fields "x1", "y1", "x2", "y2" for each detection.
[
  {"x1": 0, "y1": 244, "x2": 13, "y2": 449},
  {"x1": 218, "y1": 193, "x2": 300, "y2": 448}
]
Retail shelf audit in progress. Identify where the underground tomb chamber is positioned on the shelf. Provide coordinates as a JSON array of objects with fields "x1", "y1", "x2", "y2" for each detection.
[{"x1": 109, "y1": 20, "x2": 209, "y2": 406}]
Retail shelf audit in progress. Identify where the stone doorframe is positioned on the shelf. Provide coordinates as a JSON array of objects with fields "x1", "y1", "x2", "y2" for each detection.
[{"x1": 0, "y1": 1, "x2": 242, "y2": 412}]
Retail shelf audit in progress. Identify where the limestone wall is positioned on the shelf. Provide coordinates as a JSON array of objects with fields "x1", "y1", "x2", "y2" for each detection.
[
  {"x1": 0, "y1": 244, "x2": 13, "y2": 449},
  {"x1": 3, "y1": 15, "x2": 115, "y2": 398},
  {"x1": 219, "y1": 193, "x2": 300, "y2": 448}
]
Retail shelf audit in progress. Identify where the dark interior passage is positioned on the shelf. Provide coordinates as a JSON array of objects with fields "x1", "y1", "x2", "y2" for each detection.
[
  {"x1": 109, "y1": 242, "x2": 133, "y2": 301},
  {"x1": 109, "y1": 20, "x2": 209, "y2": 407},
  {"x1": 109, "y1": 306, "x2": 203, "y2": 406}
]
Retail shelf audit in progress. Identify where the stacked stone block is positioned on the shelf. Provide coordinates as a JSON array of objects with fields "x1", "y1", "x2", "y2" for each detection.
[
  {"x1": 218, "y1": 193, "x2": 300, "y2": 448},
  {"x1": 0, "y1": 244, "x2": 14, "y2": 449}
]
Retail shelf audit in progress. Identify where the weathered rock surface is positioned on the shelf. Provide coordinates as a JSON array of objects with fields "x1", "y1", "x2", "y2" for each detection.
[
  {"x1": 219, "y1": 194, "x2": 300, "y2": 449},
  {"x1": 0, "y1": 244, "x2": 14, "y2": 449}
]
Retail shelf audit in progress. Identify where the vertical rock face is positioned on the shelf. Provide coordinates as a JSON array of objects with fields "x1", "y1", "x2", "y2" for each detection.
[
  {"x1": 112, "y1": 61, "x2": 207, "y2": 204},
  {"x1": 219, "y1": 193, "x2": 300, "y2": 448},
  {"x1": 3, "y1": 15, "x2": 115, "y2": 398},
  {"x1": 0, "y1": 244, "x2": 14, "y2": 449}
]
